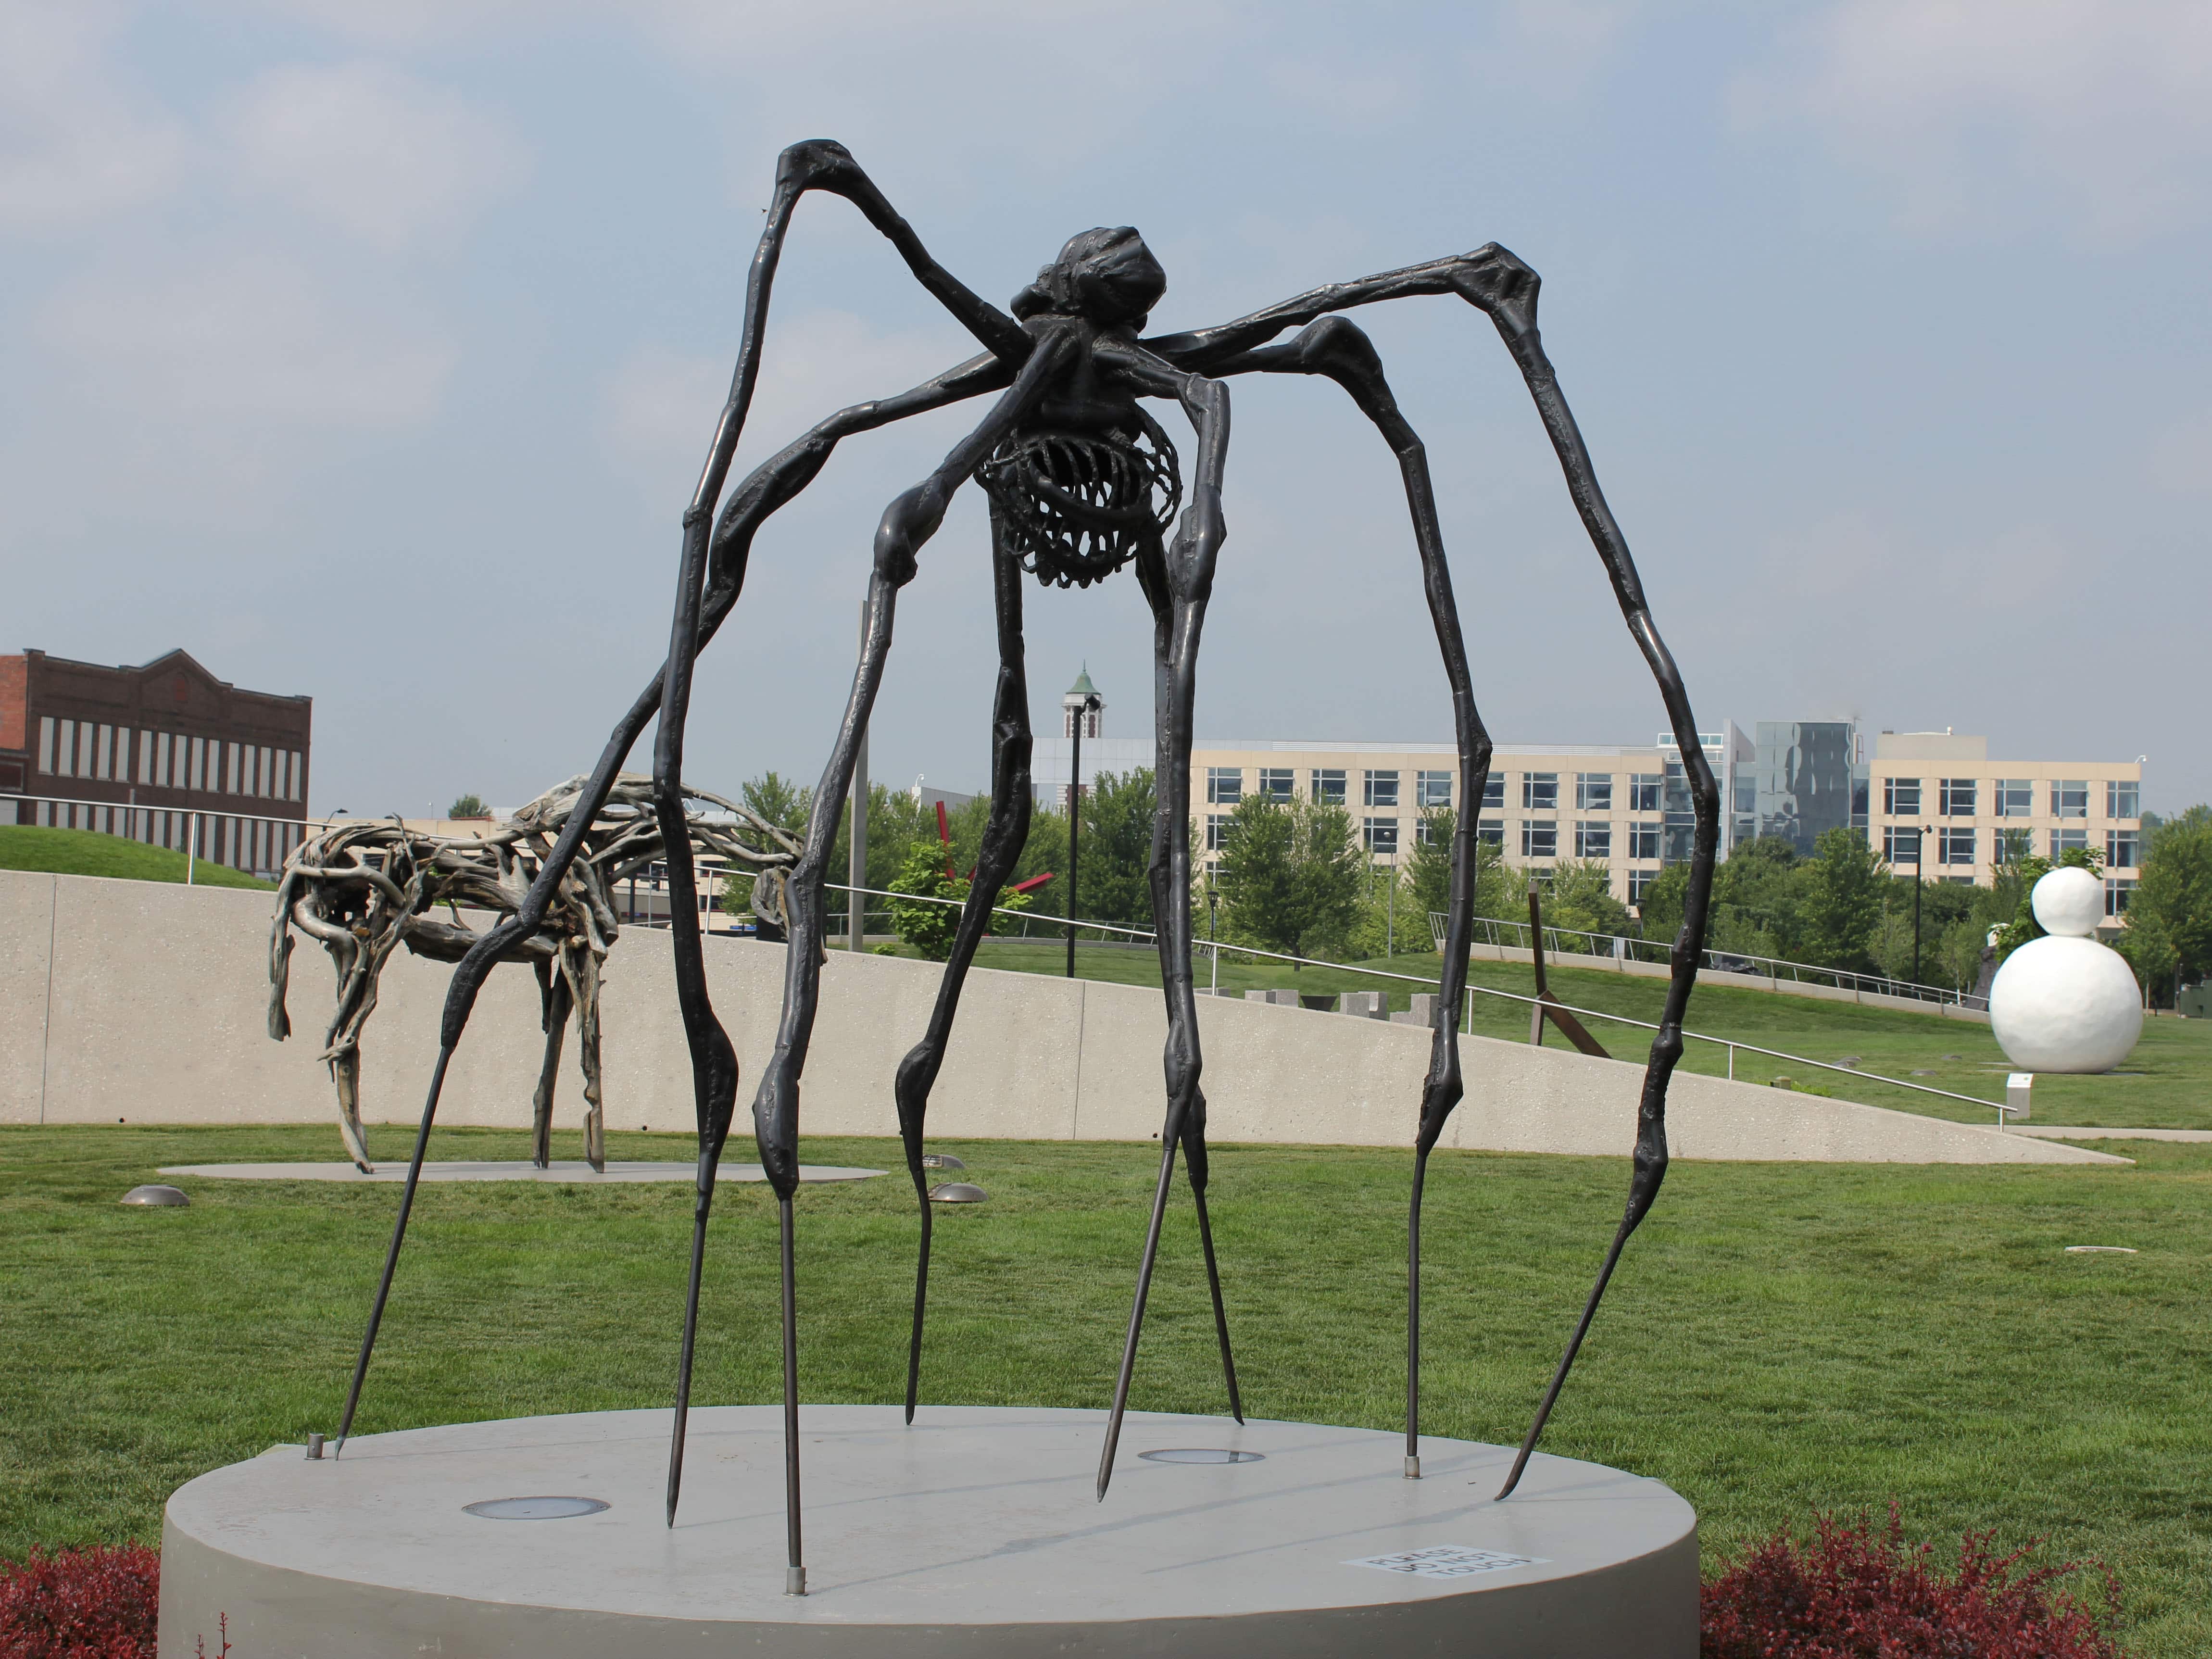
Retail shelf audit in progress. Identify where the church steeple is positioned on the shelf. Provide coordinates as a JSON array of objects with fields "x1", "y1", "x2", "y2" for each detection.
[{"x1": 1063, "y1": 665, "x2": 1102, "y2": 739}]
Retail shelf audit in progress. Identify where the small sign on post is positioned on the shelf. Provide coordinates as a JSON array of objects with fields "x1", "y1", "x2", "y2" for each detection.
[{"x1": 2005, "y1": 1072, "x2": 2033, "y2": 1124}]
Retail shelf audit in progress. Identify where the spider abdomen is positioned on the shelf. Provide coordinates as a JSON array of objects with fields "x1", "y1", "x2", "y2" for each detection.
[{"x1": 976, "y1": 418, "x2": 1181, "y2": 589}]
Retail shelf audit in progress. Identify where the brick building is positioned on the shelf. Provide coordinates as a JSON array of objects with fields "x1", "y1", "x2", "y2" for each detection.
[{"x1": 0, "y1": 648, "x2": 313, "y2": 875}]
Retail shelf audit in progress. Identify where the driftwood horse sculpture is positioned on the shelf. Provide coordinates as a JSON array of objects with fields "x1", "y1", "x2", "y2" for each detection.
[{"x1": 268, "y1": 776, "x2": 800, "y2": 1171}]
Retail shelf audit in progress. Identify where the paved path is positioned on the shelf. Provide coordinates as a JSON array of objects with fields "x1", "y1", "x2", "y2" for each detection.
[
  {"x1": 158, "y1": 1161, "x2": 887, "y2": 1183},
  {"x1": 2008, "y1": 1127, "x2": 2212, "y2": 1144}
]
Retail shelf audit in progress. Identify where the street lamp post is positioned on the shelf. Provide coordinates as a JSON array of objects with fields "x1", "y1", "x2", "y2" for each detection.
[
  {"x1": 1066, "y1": 691, "x2": 1101, "y2": 979},
  {"x1": 1911, "y1": 823, "x2": 1933, "y2": 982}
]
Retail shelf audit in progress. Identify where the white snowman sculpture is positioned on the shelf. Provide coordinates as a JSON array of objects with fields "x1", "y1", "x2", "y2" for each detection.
[{"x1": 1988, "y1": 866, "x2": 2144, "y2": 1072}]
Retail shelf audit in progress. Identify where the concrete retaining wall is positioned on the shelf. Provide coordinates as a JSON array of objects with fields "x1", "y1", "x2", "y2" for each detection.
[{"x1": 0, "y1": 871, "x2": 2111, "y2": 1165}]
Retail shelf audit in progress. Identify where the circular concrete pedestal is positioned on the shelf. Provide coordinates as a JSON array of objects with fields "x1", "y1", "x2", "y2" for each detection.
[{"x1": 160, "y1": 1407, "x2": 1696, "y2": 1658}]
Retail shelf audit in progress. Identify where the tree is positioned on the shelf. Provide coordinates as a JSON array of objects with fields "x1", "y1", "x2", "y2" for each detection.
[
  {"x1": 1213, "y1": 793, "x2": 1363, "y2": 966},
  {"x1": 884, "y1": 841, "x2": 1030, "y2": 961},
  {"x1": 1538, "y1": 857, "x2": 1632, "y2": 938},
  {"x1": 741, "y1": 772, "x2": 810, "y2": 839},
  {"x1": 1402, "y1": 808, "x2": 1509, "y2": 923},
  {"x1": 1798, "y1": 827, "x2": 1887, "y2": 971},
  {"x1": 1075, "y1": 767, "x2": 1157, "y2": 927},
  {"x1": 2116, "y1": 805, "x2": 2212, "y2": 1005},
  {"x1": 447, "y1": 793, "x2": 487, "y2": 819}
]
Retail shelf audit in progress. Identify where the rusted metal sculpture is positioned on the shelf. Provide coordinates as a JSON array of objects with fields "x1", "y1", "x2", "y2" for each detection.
[
  {"x1": 269, "y1": 775, "x2": 799, "y2": 1172},
  {"x1": 335, "y1": 140, "x2": 1718, "y2": 1597}
]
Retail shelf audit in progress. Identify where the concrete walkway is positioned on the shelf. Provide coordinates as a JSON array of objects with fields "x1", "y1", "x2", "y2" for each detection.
[
  {"x1": 2008, "y1": 1126, "x2": 2212, "y2": 1144},
  {"x1": 157, "y1": 1161, "x2": 887, "y2": 1183}
]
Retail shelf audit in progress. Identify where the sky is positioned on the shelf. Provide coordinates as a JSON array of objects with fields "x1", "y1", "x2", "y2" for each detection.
[{"x1": 4, "y1": 0, "x2": 2208, "y2": 817}]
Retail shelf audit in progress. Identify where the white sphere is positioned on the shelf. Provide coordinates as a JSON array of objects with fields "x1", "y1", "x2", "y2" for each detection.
[
  {"x1": 2031, "y1": 866, "x2": 2105, "y2": 938},
  {"x1": 1989, "y1": 936, "x2": 2144, "y2": 1072}
]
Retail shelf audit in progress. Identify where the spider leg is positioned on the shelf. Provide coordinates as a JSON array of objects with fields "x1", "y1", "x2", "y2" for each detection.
[
  {"x1": 529, "y1": 958, "x2": 570, "y2": 1170},
  {"x1": 327, "y1": 355, "x2": 1003, "y2": 1456},
  {"x1": 1087, "y1": 343, "x2": 1232, "y2": 1500},
  {"x1": 892, "y1": 503, "x2": 1032, "y2": 1424},
  {"x1": 666, "y1": 330, "x2": 1076, "y2": 1595},
  {"x1": 1157, "y1": 252, "x2": 1720, "y2": 1499},
  {"x1": 1207, "y1": 316, "x2": 1494, "y2": 1480}
]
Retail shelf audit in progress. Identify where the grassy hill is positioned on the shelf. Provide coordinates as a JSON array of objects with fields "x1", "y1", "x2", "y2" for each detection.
[
  {"x1": 0, "y1": 826, "x2": 273, "y2": 891},
  {"x1": 856, "y1": 936, "x2": 2212, "y2": 1132}
]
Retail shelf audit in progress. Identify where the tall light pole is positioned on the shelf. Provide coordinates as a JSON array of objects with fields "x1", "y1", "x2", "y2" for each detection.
[
  {"x1": 1911, "y1": 822, "x2": 1932, "y2": 983},
  {"x1": 849, "y1": 600, "x2": 868, "y2": 954},
  {"x1": 1066, "y1": 690, "x2": 1101, "y2": 979}
]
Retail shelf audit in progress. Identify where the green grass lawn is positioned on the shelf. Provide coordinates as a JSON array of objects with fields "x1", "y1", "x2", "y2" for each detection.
[
  {"x1": 884, "y1": 937, "x2": 2212, "y2": 1132},
  {"x1": 2, "y1": 1124, "x2": 2207, "y2": 1652},
  {"x1": 0, "y1": 825, "x2": 272, "y2": 890}
]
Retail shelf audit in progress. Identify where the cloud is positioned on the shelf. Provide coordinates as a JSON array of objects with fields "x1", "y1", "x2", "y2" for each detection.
[
  {"x1": 40, "y1": 251, "x2": 452, "y2": 424},
  {"x1": 1742, "y1": 0, "x2": 2212, "y2": 240},
  {"x1": 222, "y1": 61, "x2": 527, "y2": 250},
  {"x1": 2149, "y1": 412, "x2": 2212, "y2": 494},
  {"x1": 0, "y1": 0, "x2": 183, "y2": 234},
  {"x1": 601, "y1": 309, "x2": 959, "y2": 508}
]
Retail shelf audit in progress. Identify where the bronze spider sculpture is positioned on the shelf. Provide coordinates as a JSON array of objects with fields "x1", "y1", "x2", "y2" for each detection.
[
  {"x1": 269, "y1": 776, "x2": 800, "y2": 1173},
  {"x1": 333, "y1": 141, "x2": 1718, "y2": 1597}
]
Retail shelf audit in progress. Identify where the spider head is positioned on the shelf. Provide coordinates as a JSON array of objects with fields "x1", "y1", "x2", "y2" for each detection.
[{"x1": 1012, "y1": 227, "x2": 1165, "y2": 330}]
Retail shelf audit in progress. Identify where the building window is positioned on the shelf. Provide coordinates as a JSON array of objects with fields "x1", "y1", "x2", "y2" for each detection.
[
  {"x1": 1628, "y1": 821, "x2": 1661, "y2": 860},
  {"x1": 1416, "y1": 770, "x2": 1453, "y2": 808},
  {"x1": 1882, "y1": 826, "x2": 1921, "y2": 863},
  {"x1": 2051, "y1": 780, "x2": 2087, "y2": 819},
  {"x1": 1416, "y1": 814, "x2": 1444, "y2": 846},
  {"x1": 1628, "y1": 869, "x2": 1660, "y2": 903},
  {"x1": 1364, "y1": 770, "x2": 1400, "y2": 808},
  {"x1": 157, "y1": 733, "x2": 172, "y2": 788},
  {"x1": 1521, "y1": 772, "x2": 1558, "y2": 811},
  {"x1": 38, "y1": 716, "x2": 54, "y2": 774},
  {"x1": 1481, "y1": 774, "x2": 1505, "y2": 809},
  {"x1": 1885, "y1": 777, "x2": 1922, "y2": 816},
  {"x1": 2107, "y1": 830, "x2": 2141, "y2": 869},
  {"x1": 2108, "y1": 779, "x2": 2140, "y2": 819},
  {"x1": 1939, "y1": 778, "x2": 1976, "y2": 817},
  {"x1": 1206, "y1": 767, "x2": 1242, "y2": 805},
  {"x1": 1576, "y1": 773, "x2": 1613, "y2": 811},
  {"x1": 1363, "y1": 816, "x2": 1399, "y2": 856},
  {"x1": 1258, "y1": 767, "x2": 1294, "y2": 801},
  {"x1": 1995, "y1": 779, "x2": 2031, "y2": 818},
  {"x1": 289, "y1": 751, "x2": 303, "y2": 800},
  {"x1": 1310, "y1": 768, "x2": 1345, "y2": 804},
  {"x1": 55, "y1": 720, "x2": 75, "y2": 778},
  {"x1": 2050, "y1": 827, "x2": 2088, "y2": 858},
  {"x1": 2106, "y1": 878, "x2": 2137, "y2": 916},
  {"x1": 190, "y1": 737, "x2": 206, "y2": 792},
  {"x1": 1207, "y1": 814, "x2": 1231, "y2": 851},
  {"x1": 1477, "y1": 817, "x2": 1504, "y2": 849},
  {"x1": 1575, "y1": 820, "x2": 1612, "y2": 859},
  {"x1": 94, "y1": 725, "x2": 112, "y2": 780},
  {"x1": 1939, "y1": 827, "x2": 1976, "y2": 866},
  {"x1": 259, "y1": 746, "x2": 274, "y2": 796},
  {"x1": 1628, "y1": 773, "x2": 1661, "y2": 813},
  {"x1": 1521, "y1": 820, "x2": 1558, "y2": 859}
]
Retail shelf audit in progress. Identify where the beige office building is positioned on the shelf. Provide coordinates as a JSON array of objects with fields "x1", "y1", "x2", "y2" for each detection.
[
  {"x1": 1030, "y1": 675, "x2": 2148, "y2": 915},
  {"x1": 1866, "y1": 731, "x2": 2143, "y2": 913},
  {"x1": 1185, "y1": 734, "x2": 1730, "y2": 906}
]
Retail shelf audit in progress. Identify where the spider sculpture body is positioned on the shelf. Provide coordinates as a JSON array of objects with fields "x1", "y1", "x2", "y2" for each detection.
[{"x1": 332, "y1": 141, "x2": 1719, "y2": 1600}]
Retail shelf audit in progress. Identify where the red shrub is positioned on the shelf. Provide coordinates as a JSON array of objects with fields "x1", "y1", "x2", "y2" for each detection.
[
  {"x1": 1702, "y1": 1505, "x2": 2126, "y2": 1659},
  {"x1": 0, "y1": 1545, "x2": 159, "y2": 1659}
]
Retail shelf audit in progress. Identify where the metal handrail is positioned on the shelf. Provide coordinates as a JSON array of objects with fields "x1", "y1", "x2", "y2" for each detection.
[
  {"x1": 4, "y1": 788, "x2": 318, "y2": 885},
  {"x1": 813, "y1": 881, "x2": 2016, "y2": 1125},
  {"x1": 1428, "y1": 909, "x2": 1968, "y2": 1006}
]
